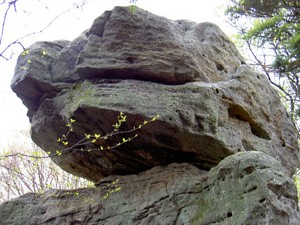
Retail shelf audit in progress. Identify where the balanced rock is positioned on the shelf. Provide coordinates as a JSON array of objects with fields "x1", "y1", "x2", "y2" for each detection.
[
  {"x1": 7, "y1": 6, "x2": 300, "y2": 223},
  {"x1": 11, "y1": 6, "x2": 299, "y2": 181},
  {"x1": 1, "y1": 153, "x2": 299, "y2": 225}
]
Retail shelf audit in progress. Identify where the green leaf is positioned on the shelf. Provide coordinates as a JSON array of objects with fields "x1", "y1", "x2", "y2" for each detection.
[
  {"x1": 55, "y1": 150, "x2": 62, "y2": 156},
  {"x1": 128, "y1": 5, "x2": 137, "y2": 13},
  {"x1": 21, "y1": 49, "x2": 29, "y2": 56}
]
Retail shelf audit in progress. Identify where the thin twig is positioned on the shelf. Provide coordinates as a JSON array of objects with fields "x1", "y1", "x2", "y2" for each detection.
[{"x1": 0, "y1": 1, "x2": 83, "y2": 59}]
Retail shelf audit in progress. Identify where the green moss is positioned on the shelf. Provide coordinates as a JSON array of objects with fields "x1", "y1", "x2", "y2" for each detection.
[
  {"x1": 62, "y1": 81, "x2": 99, "y2": 118},
  {"x1": 191, "y1": 198, "x2": 210, "y2": 224}
]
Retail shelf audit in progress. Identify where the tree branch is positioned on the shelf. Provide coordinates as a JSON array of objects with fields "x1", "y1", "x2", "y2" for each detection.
[{"x1": 0, "y1": 1, "x2": 85, "y2": 60}]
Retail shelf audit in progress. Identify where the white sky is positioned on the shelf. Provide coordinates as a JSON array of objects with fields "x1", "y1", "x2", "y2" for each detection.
[{"x1": 0, "y1": 0, "x2": 233, "y2": 148}]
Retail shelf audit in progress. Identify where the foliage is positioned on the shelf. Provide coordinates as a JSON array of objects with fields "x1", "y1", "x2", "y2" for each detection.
[
  {"x1": 52, "y1": 112, "x2": 159, "y2": 157},
  {"x1": 226, "y1": 0, "x2": 300, "y2": 132},
  {"x1": 226, "y1": 0, "x2": 300, "y2": 202},
  {"x1": 0, "y1": 112, "x2": 158, "y2": 202},
  {"x1": 294, "y1": 169, "x2": 300, "y2": 202}
]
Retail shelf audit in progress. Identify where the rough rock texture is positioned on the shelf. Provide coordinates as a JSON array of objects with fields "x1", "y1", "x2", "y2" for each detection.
[
  {"x1": 1, "y1": 153, "x2": 299, "y2": 225},
  {"x1": 11, "y1": 6, "x2": 299, "y2": 181},
  {"x1": 7, "y1": 6, "x2": 300, "y2": 224}
]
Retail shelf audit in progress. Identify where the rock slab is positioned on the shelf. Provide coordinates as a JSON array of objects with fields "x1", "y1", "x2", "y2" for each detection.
[{"x1": 0, "y1": 152, "x2": 299, "y2": 225}]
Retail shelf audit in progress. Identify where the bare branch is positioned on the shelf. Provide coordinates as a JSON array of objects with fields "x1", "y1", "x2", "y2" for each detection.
[
  {"x1": 0, "y1": 1, "x2": 85, "y2": 59},
  {"x1": 0, "y1": 0, "x2": 17, "y2": 46}
]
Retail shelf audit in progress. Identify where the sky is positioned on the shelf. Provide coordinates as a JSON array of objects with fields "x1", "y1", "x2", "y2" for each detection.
[{"x1": 0, "y1": 0, "x2": 233, "y2": 148}]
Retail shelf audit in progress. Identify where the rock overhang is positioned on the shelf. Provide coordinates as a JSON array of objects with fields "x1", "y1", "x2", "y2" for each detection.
[{"x1": 10, "y1": 6, "x2": 299, "y2": 182}]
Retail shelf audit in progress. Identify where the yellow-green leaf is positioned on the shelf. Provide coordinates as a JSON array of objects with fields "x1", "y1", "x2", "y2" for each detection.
[
  {"x1": 55, "y1": 150, "x2": 62, "y2": 156},
  {"x1": 112, "y1": 179, "x2": 119, "y2": 184},
  {"x1": 115, "y1": 187, "x2": 121, "y2": 191},
  {"x1": 21, "y1": 49, "x2": 29, "y2": 56}
]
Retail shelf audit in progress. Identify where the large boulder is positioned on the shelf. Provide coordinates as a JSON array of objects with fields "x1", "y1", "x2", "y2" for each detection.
[
  {"x1": 7, "y1": 6, "x2": 300, "y2": 223},
  {"x1": 11, "y1": 6, "x2": 299, "y2": 182},
  {"x1": 1, "y1": 152, "x2": 299, "y2": 225}
]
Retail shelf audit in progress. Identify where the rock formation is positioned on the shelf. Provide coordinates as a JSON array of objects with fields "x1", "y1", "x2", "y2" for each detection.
[
  {"x1": 2, "y1": 6, "x2": 300, "y2": 224},
  {"x1": 1, "y1": 153, "x2": 299, "y2": 224}
]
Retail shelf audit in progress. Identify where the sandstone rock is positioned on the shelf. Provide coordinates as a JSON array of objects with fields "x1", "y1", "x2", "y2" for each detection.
[
  {"x1": 11, "y1": 40, "x2": 71, "y2": 119},
  {"x1": 29, "y1": 65, "x2": 299, "y2": 181},
  {"x1": 8, "y1": 6, "x2": 300, "y2": 223},
  {"x1": 76, "y1": 7, "x2": 243, "y2": 84},
  {"x1": 1, "y1": 152, "x2": 299, "y2": 225},
  {"x1": 10, "y1": 7, "x2": 299, "y2": 182}
]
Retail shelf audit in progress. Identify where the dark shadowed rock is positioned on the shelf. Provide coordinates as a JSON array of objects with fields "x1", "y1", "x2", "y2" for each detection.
[{"x1": 0, "y1": 153, "x2": 299, "y2": 225}]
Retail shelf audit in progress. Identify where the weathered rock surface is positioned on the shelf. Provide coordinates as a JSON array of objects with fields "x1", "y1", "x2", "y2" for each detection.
[
  {"x1": 75, "y1": 7, "x2": 242, "y2": 84},
  {"x1": 10, "y1": 6, "x2": 299, "y2": 181},
  {"x1": 8, "y1": 6, "x2": 300, "y2": 224},
  {"x1": 1, "y1": 152, "x2": 299, "y2": 225}
]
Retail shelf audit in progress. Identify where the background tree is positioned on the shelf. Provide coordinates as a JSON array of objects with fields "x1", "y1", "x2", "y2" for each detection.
[
  {"x1": 0, "y1": 129, "x2": 93, "y2": 203},
  {"x1": 226, "y1": 0, "x2": 300, "y2": 133}
]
